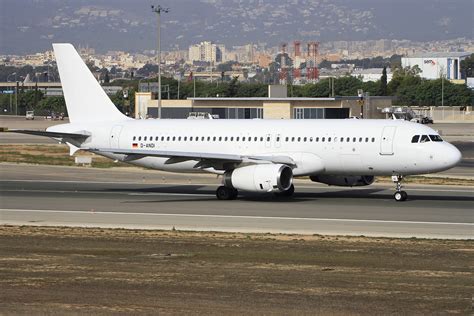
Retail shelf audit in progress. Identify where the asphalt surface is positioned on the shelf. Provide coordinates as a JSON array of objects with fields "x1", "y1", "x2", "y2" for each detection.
[{"x1": 1, "y1": 164, "x2": 472, "y2": 239}]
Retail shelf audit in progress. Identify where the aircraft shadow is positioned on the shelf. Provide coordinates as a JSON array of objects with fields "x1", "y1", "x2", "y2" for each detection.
[{"x1": 105, "y1": 186, "x2": 474, "y2": 203}]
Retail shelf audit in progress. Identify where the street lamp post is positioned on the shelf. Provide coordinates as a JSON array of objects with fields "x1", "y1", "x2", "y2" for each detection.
[{"x1": 151, "y1": 4, "x2": 169, "y2": 119}]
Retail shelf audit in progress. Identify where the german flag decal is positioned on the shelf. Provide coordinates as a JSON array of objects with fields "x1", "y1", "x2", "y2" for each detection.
[{"x1": 132, "y1": 143, "x2": 138, "y2": 148}]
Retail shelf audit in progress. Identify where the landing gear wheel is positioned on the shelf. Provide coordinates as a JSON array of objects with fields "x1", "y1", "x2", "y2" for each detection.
[
  {"x1": 274, "y1": 184, "x2": 295, "y2": 197},
  {"x1": 394, "y1": 190, "x2": 408, "y2": 202},
  {"x1": 216, "y1": 186, "x2": 238, "y2": 200},
  {"x1": 392, "y1": 175, "x2": 408, "y2": 202}
]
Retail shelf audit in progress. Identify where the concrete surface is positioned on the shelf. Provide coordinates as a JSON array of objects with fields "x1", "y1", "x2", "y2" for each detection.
[{"x1": 1, "y1": 164, "x2": 472, "y2": 239}]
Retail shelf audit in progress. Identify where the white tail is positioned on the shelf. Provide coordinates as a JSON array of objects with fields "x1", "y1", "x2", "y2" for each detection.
[{"x1": 53, "y1": 43, "x2": 130, "y2": 123}]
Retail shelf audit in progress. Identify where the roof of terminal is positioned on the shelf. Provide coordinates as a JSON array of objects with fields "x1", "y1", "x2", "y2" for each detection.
[{"x1": 189, "y1": 96, "x2": 394, "y2": 101}]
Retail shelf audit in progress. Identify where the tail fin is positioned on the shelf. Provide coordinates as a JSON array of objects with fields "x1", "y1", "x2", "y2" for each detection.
[{"x1": 53, "y1": 43, "x2": 129, "y2": 123}]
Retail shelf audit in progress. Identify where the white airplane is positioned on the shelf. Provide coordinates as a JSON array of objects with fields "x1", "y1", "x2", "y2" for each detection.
[{"x1": 12, "y1": 44, "x2": 462, "y2": 201}]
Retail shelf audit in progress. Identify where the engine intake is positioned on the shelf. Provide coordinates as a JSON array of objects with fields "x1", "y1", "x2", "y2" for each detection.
[
  {"x1": 310, "y1": 175, "x2": 375, "y2": 187},
  {"x1": 225, "y1": 164, "x2": 293, "y2": 193}
]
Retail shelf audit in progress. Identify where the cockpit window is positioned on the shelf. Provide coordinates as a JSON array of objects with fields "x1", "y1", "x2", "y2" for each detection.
[
  {"x1": 411, "y1": 135, "x2": 420, "y2": 143},
  {"x1": 420, "y1": 135, "x2": 430, "y2": 143},
  {"x1": 429, "y1": 135, "x2": 443, "y2": 142}
]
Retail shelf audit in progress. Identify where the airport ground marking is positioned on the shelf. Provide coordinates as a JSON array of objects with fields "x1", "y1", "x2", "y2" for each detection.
[{"x1": 1, "y1": 208, "x2": 472, "y2": 227}]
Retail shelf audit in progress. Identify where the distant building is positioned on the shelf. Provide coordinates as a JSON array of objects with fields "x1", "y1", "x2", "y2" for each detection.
[
  {"x1": 188, "y1": 41, "x2": 225, "y2": 64},
  {"x1": 352, "y1": 68, "x2": 392, "y2": 82},
  {"x1": 401, "y1": 52, "x2": 471, "y2": 80}
]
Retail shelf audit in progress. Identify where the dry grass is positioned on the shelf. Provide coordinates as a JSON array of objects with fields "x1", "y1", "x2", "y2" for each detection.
[{"x1": 0, "y1": 225, "x2": 472, "y2": 315}]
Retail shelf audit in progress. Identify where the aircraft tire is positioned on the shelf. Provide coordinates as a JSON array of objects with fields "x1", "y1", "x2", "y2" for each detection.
[
  {"x1": 216, "y1": 186, "x2": 236, "y2": 200},
  {"x1": 394, "y1": 190, "x2": 407, "y2": 202}
]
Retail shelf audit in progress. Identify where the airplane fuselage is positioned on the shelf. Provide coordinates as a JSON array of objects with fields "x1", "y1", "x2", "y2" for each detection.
[{"x1": 49, "y1": 118, "x2": 461, "y2": 177}]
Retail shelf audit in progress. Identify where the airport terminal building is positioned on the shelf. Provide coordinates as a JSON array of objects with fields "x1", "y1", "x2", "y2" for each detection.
[{"x1": 135, "y1": 86, "x2": 393, "y2": 120}]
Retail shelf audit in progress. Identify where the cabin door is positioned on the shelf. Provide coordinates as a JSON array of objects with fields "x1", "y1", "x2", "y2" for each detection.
[
  {"x1": 109, "y1": 125, "x2": 123, "y2": 148},
  {"x1": 380, "y1": 126, "x2": 396, "y2": 155}
]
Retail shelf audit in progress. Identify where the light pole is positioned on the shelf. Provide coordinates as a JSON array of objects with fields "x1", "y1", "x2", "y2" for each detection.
[{"x1": 151, "y1": 4, "x2": 169, "y2": 119}]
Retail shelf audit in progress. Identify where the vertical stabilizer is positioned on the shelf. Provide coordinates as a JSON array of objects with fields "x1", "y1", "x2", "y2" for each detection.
[{"x1": 53, "y1": 43, "x2": 129, "y2": 123}]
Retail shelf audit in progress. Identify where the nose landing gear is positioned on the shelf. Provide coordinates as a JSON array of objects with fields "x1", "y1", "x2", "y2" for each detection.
[{"x1": 392, "y1": 175, "x2": 408, "y2": 201}]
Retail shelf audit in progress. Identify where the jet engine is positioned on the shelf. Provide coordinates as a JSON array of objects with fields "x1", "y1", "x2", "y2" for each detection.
[
  {"x1": 224, "y1": 164, "x2": 293, "y2": 193},
  {"x1": 310, "y1": 175, "x2": 375, "y2": 187}
]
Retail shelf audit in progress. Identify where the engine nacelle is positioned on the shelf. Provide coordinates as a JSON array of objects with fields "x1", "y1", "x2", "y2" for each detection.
[
  {"x1": 310, "y1": 175, "x2": 375, "y2": 187},
  {"x1": 224, "y1": 164, "x2": 293, "y2": 193}
]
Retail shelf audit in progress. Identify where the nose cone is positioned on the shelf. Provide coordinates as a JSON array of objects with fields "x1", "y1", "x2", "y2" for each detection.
[{"x1": 445, "y1": 143, "x2": 462, "y2": 169}]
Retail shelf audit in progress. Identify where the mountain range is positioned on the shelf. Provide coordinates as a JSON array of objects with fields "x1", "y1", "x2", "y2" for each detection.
[{"x1": 0, "y1": 0, "x2": 472, "y2": 54}]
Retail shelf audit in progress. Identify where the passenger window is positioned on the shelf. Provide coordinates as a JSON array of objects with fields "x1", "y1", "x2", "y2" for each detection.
[
  {"x1": 207, "y1": 137, "x2": 210, "y2": 141},
  {"x1": 184, "y1": 137, "x2": 187, "y2": 141},
  {"x1": 236, "y1": 137, "x2": 240, "y2": 141},
  {"x1": 218, "y1": 137, "x2": 222, "y2": 141},
  {"x1": 322, "y1": 137, "x2": 325, "y2": 142},
  {"x1": 328, "y1": 137, "x2": 331, "y2": 142},
  {"x1": 276, "y1": 136, "x2": 280, "y2": 142},
  {"x1": 224, "y1": 137, "x2": 228, "y2": 141},
  {"x1": 365, "y1": 137, "x2": 369, "y2": 142},
  {"x1": 359, "y1": 137, "x2": 362, "y2": 142},
  {"x1": 371, "y1": 137, "x2": 375, "y2": 142},
  {"x1": 316, "y1": 137, "x2": 319, "y2": 142},
  {"x1": 285, "y1": 137, "x2": 289, "y2": 142},
  {"x1": 297, "y1": 137, "x2": 301, "y2": 142},
  {"x1": 172, "y1": 136, "x2": 176, "y2": 141},
  {"x1": 155, "y1": 136, "x2": 158, "y2": 141},
  {"x1": 309, "y1": 137, "x2": 313, "y2": 142},
  {"x1": 340, "y1": 137, "x2": 344, "y2": 142},
  {"x1": 411, "y1": 135, "x2": 420, "y2": 143},
  {"x1": 189, "y1": 137, "x2": 192, "y2": 141},
  {"x1": 291, "y1": 137, "x2": 295, "y2": 142},
  {"x1": 429, "y1": 135, "x2": 443, "y2": 142},
  {"x1": 255, "y1": 137, "x2": 258, "y2": 141},
  {"x1": 178, "y1": 137, "x2": 181, "y2": 141},
  {"x1": 353, "y1": 137, "x2": 356, "y2": 142},
  {"x1": 213, "y1": 137, "x2": 216, "y2": 141},
  {"x1": 346, "y1": 137, "x2": 350, "y2": 142},
  {"x1": 420, "y1": 135, "x2": 430, "y2": 143},
  {"x1": 230, "y1": 137, "x2": 233, "y2": 141},
  {"x1": 138, "y1": 136, "x2": 142, "y2": 141},
  {"x1": 243, "y1": 137, "x2": 246, "y2": 141},
  {"x1": 266, "y1": 136, "x2": 270, "y2": 141},
  {"x1": 133, "y1": 136, "x2": 136, "y2": 141},
  {"x1": 166, "y1": 136, "x2": 170, "y2": 141},
  {"x1": 144, "y1": 136, "x2": 147, "y2": 141}
]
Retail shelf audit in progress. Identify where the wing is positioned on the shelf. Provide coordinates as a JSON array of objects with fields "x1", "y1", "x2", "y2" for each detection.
[{"x1": 89, "y1": 147, "x2": 296, "y2": 171}]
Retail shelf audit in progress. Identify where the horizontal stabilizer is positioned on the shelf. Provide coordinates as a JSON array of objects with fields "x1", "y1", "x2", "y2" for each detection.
[{"x1": 7, "y1": 129, "x2": 90, "y2": 140}]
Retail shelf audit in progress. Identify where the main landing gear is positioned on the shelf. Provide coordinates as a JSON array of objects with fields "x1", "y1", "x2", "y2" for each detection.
[
  {"x1": 216, "y1": 186, "x2": 238, "y2": 200},
  {"x1": 392, "y1": 175, "x2": 408, "y2": 202}
]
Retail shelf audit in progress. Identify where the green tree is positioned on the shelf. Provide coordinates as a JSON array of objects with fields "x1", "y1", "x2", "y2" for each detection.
[
  {"x1": 379, "y1": 66, "x2": 388, "y2": 96},
  {"x1": 227, "y1": 76, "x2": 240, "y2": 97},
  {"x1": 460, "y1": 53, "x2": 474, "y2": 78}
]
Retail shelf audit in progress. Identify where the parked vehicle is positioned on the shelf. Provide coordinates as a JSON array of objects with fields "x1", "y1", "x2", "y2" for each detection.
[
  {"x1": 45, "y1": 112, "x2": 65, "y2": 120},
  {"x1": 25, "y1": 111, "x2": 34, "y2": 120}
]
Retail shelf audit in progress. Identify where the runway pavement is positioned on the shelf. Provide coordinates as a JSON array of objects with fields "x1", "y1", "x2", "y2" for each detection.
[{"x1": 1, "y1": 164, "x2": 472, "y2": 239}]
